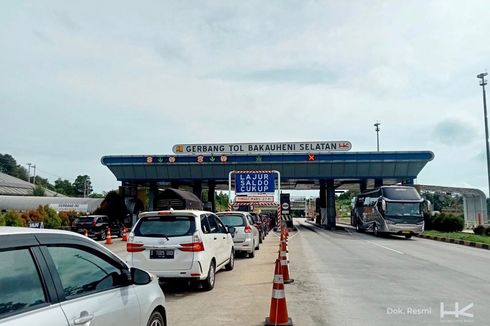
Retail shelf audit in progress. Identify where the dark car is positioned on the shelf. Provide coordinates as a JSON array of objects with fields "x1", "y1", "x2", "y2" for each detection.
[
  {"x1": 71, "y1": 215, "x2": 123, "y2": 240},
  {"x1": 249, "y1": 213, "x2": 267, "y2": 243}
]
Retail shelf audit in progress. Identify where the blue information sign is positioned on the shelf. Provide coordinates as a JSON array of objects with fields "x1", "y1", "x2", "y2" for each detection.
[{"x1": 235, "y1": 172, "x2": 275, "y2": 193}]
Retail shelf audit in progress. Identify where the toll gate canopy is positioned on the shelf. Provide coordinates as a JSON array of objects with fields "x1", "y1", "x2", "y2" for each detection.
[
  {"x1": 102, "y1": 142, "x2": 434, "y2": 228},
  {"x1": 101, "y1": 151, "x2": 434, "y2": 191}
]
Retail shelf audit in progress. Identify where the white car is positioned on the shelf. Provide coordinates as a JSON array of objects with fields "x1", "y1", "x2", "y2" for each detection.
[
  {"x1": 127, "y1": 210, "x2": 235, "y2": 291},
  {"x1": 0, "y1": 226, "x2": 167, "y2": 326},
  {"x1": 216, "y1": 211, "x2": 260, "y2": 258}
]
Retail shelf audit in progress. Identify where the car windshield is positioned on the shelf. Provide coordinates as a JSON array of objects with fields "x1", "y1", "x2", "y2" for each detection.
[
  {"x1": 385, "y1": 202, "x2": 422, "y2": 216},
  {"x1": 76, "y1": 217, "x2": 95, "y2": 223},
  {"x1": 134, "y1": 215, "x2": 195, "y2": 237},
  {"x1": 217, "y1": 214, "x2": 246, "y2": 227}
]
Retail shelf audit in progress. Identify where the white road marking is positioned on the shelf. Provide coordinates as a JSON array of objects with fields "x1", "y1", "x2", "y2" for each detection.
[{"x1": 365, "y1": 240, "x2": 404, "y2": 255}]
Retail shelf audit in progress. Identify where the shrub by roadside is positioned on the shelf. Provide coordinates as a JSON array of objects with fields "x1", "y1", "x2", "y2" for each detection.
[
  {"x1": 473, "y1": 224, "x2": 490, "y2": 236},
  {"x1": 2, "y1": 206, "x2": 81, "y2": 229},
  {"x1": 0, "y1": 210, "x2": 25, "y2": 227},
  {"x1": 424, "y1": 213, "x2": 464, "y2": 232}
]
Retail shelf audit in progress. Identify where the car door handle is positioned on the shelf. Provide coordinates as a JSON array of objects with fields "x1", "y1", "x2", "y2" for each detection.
[
  {"x1": 214, "y1": 237, "x2": 217, "y2": 240},
  {"x1": 74, "y1": 312, "x2": 94, "y2": 325}
]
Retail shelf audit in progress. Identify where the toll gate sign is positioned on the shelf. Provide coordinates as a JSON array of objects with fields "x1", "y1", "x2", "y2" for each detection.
[{"x1": 235, "y1": 172, "x2": 275, "y2": 194}]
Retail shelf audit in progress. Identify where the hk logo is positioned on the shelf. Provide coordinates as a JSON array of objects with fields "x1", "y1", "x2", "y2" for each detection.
[{"x1": 440, "y1": 302, "x2": 474, "y2": 319}]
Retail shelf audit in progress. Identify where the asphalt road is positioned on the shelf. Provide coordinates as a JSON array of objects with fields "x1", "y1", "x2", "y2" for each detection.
[
  {"x1": 287, "y1": 219, "x2": 490, "y2": 326},
  {"x1": 101, "y1": 220, "x2": 490, "y2": 325}
]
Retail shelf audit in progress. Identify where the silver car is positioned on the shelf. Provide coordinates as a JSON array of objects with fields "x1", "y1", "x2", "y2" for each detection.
[
  {"x1": 0, "y1": 227, "x2": 167, "y2": 326},
  {"x1": 217, "y1": 211, "x2": 260, "y2": 258}
]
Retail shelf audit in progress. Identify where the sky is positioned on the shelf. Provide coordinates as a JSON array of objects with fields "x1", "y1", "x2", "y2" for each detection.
[{"x1": 1, "y1": 1, "x2": 490, "y2": 195}]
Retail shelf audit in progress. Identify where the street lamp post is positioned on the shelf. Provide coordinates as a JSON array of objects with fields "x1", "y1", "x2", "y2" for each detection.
[
  {"x1": 477, "y1": 72, "x2": 490, "y2": 197},
  {"x1": 374, "y1": 121, "x2": 381, "y2": 152},
  {"x1": 26, "y1": 163, "x2": 32, "y2": 183}
]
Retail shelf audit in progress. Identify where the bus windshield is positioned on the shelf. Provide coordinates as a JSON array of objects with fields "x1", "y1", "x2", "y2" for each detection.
[{"x1": 385, "y1": 202, "x2": 421, "y2": 216}]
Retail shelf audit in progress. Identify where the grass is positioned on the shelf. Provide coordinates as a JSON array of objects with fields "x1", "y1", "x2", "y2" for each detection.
[{"x1": 423, "y1": 230, "x2": 490, "y2": 245}]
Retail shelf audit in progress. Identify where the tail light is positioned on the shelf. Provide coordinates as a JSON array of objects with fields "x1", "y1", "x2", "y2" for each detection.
[
  {"x1": 179, "y1": 232, "x2": 205, "y2": 252},
  {"x1": 244, "y1": 224, "x2": 252, "y2": 233},
  {"x1": 127, "y1": 242, "x2": 145, "y2": 252},
  {"x1": 92, "y1": 219, "x2": 97, "y2": 226}
]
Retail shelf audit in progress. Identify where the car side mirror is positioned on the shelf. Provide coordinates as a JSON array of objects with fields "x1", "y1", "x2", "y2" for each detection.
[
  {"x1": 131, "y1": 267, "x2": 152, "y2": 285},
  {"x1": 227, "y1": 226, "x2": 236, "y2": 236}
]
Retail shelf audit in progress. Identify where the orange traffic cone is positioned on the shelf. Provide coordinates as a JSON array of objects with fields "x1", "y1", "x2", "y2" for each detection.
[
  {"x1": 121, "y1": 227, "x2": 128, "y2": 241},
  {"x1": 279, "y1": 242, "x2": 294, "y2": 284},
  {"x1": 105, "y1": 228, "x2": 113, "y2": 244},
  {"x1": 280, "y1": 238, "x2": 288, "y2": 253},
  {"x1": 265, "y1": 259, "x2": 293, "y2": 326},
  {"x1": 84, "y1": 229, "x2": 88, "y2": 237}
]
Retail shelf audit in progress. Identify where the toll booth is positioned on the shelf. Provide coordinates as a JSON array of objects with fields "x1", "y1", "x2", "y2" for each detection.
[{"x1": 154, "y1": 188, "x2": 203, "y2": 211}]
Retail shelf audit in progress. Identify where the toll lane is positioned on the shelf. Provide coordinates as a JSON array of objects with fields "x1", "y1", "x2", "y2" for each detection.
[{"x1": 286, "y1": 219, "x2": 490, "y2": 326}]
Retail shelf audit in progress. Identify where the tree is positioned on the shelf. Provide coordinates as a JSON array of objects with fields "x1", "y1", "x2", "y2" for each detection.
[
  {"x1": 73, "y1": 175, "x2": 93, "y2": 197},
  {"x1": 12, "y1": 165, "x2": 29, "y2": 181},
  {"x1": 32, "y1": 185, "x2": 45, "y2": 196},
  {"x1": 0, "y1": 153, "x2": 29, "y2": 181},
  {"x1": 34, "y1": 176, "x2": 55, "y2": 191},
  {"x1": 92, "y1": 191, "x2": 128, "y2": 224},
  {"x1": 0, "y1": 154, "x2": 17, "y2": 175},
  {"x1": 215, "y1": 192, "x2": 230, "y2": 211},
  {"x1": 54, "y1": 178, "x2": 76, "y2": 196}
]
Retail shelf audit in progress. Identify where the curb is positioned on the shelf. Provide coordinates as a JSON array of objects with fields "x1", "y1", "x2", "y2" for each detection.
[{"x1": 417, "y1": 234, "x2": 490, "y2": 250}]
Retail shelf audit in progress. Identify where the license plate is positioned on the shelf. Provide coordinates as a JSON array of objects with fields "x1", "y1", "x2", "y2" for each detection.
[{"x1": 150, "y1": 249, "x2": 174, "y2": 259}]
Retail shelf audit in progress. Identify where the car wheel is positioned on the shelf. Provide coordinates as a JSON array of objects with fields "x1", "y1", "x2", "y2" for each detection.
[
  {"x1": 201, "y1": 261, "x2": 216, "y2": 291},
  {"x1": 225, "y1": 250, "x2": 234, "y2": 271},
  {"x1": 248, "y1": 243, "x2": 255, "y2": 258},
  {"x1": 373, "y1": 223, "x2": 379, "y2": 237},
  {"x1": 99, "y1": 230, "x2": 107, "y2": 241},
  {"x1": 405, "y1": 234, "x2": 412, "y2": 239},
  {"x1": 147, "y1": 310, "x2": 165, "y2": 326},
  {"x1": 259, "y1": 233, "x2": 263, "y2": 243}
]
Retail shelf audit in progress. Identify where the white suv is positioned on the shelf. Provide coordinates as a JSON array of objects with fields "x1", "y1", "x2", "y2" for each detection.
[
  {"x1": 0, "y1": 227, "x2": 167, "y2": 326},
  {"x1": 127, "y1": 210, "x2": 235, "y2": 291}
]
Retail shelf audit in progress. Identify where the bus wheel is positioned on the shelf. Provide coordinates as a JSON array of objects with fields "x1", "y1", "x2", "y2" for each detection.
[{"x1": 356, "y1": 223, "x2": 364, "y2": 233}]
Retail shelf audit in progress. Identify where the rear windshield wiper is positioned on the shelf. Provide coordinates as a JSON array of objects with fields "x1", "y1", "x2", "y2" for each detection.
[{"x1": 140, "y1": 233, "x2": 170, "y2": 240}]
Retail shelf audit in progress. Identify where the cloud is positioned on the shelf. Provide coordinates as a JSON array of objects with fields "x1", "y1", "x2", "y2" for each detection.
[
  {"x1": 207, "y1": 66, "x2": 336, "y2": 85},
  {"x1": 1, "y1": 0, "x2": 490, "y2": 194},
  {"x1": 432, "y1": 119, "x2": 478, "y2": 146},
  {"x1": 53, "y1": 10, "x2": 81, "y2": 31}
]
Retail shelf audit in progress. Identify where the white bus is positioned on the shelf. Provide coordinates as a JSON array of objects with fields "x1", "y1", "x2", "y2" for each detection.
[{"x1": 351, "y1": 186, "x2": 425, "y2": 239}]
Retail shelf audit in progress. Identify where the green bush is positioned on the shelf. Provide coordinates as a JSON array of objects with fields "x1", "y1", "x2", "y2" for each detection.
[
  {"x1": 4, "y1": 210, "x2": 25, "y2": 227},
  {"x1": 424, "y1": 213, "x2": 464, "y2": 232},
  {"x1": 42, "y1": 205, "x2": 62, "y2": 229},
  {"x1": 486, "y1": 226, "x2": 490, "y2": 236},
  {"x1": 473, "y1": 225, "x2": 486, "y2": 235},
  {"x1": 0, "y1": 213, "x2": 5, "y2": 226}
]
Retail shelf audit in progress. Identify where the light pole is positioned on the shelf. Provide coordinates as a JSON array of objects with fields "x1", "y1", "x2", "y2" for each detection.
[
  {"x1": 32, "y1": 165, "x2": 36, "y2": 185},
  {"x1": 374, "y1": 121, "x2": 381, "y2": 152},
  {"x1": 477, "y1": 72, "x2": 490, "y2": 197},
  {"x1": 26, "y1": 163, "x2": 32, "y2": 183}
]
